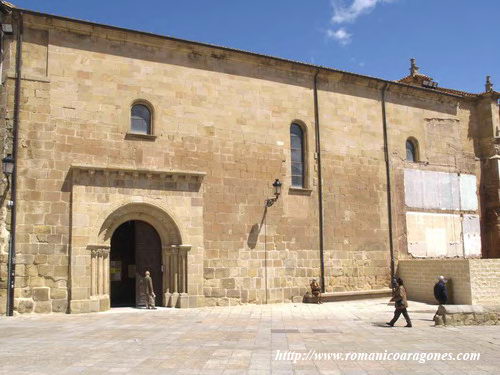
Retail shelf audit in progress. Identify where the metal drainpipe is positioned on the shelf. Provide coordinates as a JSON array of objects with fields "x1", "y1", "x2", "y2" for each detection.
[
  {"x1": 381, "y1": 83, "x2": 395, "y2": 279},
  {"x1": 313, "y1": 70, "x2": 326, "y2": 292},
  {"x1": 6, "y1": 11, "x2": 22, "y2": 316}
]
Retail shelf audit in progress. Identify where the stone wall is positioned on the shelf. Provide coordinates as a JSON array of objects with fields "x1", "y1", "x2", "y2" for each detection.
[
  {"x1": 469, "y1": 259, "x2": 500, "y2": 305},
  {"x1": 0, "y1": 10, "x2": 495, "y2": 313},
  {"x1": 397, "y1": 259, "x2": 500, "y2": 305}
]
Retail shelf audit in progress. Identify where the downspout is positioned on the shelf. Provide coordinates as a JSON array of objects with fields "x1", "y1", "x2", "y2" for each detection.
[
  {"x1": 313, "y1": 69, "x2": 325, "y2": 292},
  {"x1": 6, "y1": 10, "x2": 22, "y2": 316},
  {"x1": 381, "y1": 83, "x2": 395, "y2": 279}
]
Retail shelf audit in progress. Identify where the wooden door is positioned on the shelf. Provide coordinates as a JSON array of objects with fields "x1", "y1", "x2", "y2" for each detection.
[{"x1": 134, "y1": 221, "x2": 162, "y2": 306}]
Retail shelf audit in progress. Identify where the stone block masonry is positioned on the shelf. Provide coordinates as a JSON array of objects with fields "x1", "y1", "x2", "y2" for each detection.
[
  {"x1": 398, "y1": 259, "x2": 500, "y2": 306},
  {"x1": 0, "y1": 6, "x2": 498, "y2": 313}
]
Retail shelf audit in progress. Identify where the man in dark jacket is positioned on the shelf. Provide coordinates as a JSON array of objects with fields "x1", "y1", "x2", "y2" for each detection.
[{"x1": 434, "y1": 276, "x2": 448, "y2": 305}]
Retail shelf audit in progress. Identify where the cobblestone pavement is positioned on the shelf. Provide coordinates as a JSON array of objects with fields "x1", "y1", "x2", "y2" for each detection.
[{"x1": 0, "y1": 298, "x2": 499, "y2": 375}]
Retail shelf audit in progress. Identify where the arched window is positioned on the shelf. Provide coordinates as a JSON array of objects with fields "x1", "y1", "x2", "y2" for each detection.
[
  {"x1": 406, "y1": 138, "x2": 418, "y2": 162},
  {"x1": 290, "y1": 123, "x2": 305, "y2": 187},
  {"x1": 131, "y1": 103, "x2": 152, "y2": 135}
]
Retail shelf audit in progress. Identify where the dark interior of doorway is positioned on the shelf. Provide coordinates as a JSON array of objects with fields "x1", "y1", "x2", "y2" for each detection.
[{"x1": 110, "y1": 220, "x2": 162, "y2": 307}]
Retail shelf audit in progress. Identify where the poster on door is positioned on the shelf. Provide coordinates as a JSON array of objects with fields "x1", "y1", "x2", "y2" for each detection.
[{"x1": 110, "y1": 261, "x2": 121, "y2": 281}]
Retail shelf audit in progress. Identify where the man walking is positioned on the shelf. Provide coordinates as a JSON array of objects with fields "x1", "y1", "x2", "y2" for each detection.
[
  {"x1": 144, "y1": 270, "x2": 157, "y2": 310},
  {"x1": 386, "y1": 278, "x2": 412, "y2": 327}
]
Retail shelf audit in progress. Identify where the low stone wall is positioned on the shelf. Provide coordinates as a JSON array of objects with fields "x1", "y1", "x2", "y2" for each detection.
[
  {"x1": 397, "y1": 259, "x2": 500, "y2": 305},
  {"x1": 397, "y1": 259, "x2": 471, "y2": 304},
  {"x1": 434, "y1": 305, "x2": 500, "y2": 326},
  {"x1": 469, "y1": 259, "x2": 500, "y2": 305}
]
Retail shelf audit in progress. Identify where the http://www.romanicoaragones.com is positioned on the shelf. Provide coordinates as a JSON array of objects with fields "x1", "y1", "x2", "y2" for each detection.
[{"x1": 274, "y1": 350, "x2": 481, "y2": 364}]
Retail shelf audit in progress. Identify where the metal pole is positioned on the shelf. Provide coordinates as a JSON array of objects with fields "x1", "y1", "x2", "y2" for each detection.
[
  {"x1": 313, "y1": 70, "x2": 326, "y2": 292},
  {"x1": 381, "y1": 84, "x2": 395, "y2": 279},
  {"x1": 6, "y1": 11, "x2": 23, "y2": 316},
  {"x1": 5, "y1": 225, "x2": 13, "y2": 315}
]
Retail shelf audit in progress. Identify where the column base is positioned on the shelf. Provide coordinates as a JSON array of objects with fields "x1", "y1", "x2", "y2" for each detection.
[
  {"x1": 163, "y1": 292, "x2": 171, "y2": 307},
  {"x1": 176, "y1": 293, "x2": 189, "y2": 308},
  {"x1": 168, "y1": 292, "x2": 179, "y2": 307},
  {"x1": 72, "y1": 296, "x2": 110, "y2": 313}
]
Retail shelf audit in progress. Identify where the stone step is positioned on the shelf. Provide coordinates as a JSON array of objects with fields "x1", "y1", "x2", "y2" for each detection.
[{"x1": 303, "y1": 288, "x2": 392, "y2": 303}]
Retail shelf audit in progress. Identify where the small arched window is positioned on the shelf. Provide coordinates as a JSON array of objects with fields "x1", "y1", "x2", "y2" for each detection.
[
  {"x1": 131, "y1": 103, "x2": 152, "y2": 135},
  {"x1": 290, "y1": 123, "x2": 305, "y2": 187},
  {"x1": 406, "y1": 138, "x2": 418, "y2": 162}
]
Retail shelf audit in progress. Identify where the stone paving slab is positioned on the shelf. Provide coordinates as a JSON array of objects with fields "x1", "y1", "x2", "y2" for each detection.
[{"x1": 0, "y1": 298, "x2": 499, "y2": 374}]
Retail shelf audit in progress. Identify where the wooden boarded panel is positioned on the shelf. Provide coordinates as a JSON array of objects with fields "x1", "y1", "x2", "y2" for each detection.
[{"x1": 135, "y1": 221, "x2": 162, "y2": 306}]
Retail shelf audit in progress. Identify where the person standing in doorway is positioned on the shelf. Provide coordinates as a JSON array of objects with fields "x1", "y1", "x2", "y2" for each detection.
[
  {"x1": 386, "y1": 278, "x2": 412, "y2": 327},
  {"x1": 144, "y1": 270, "x2": 156, "y2": 310}
]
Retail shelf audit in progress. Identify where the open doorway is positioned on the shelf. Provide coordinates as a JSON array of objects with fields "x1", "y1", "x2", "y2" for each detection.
[{"x1": 110, "y1": 220, "x2": 162, "y2": 307}]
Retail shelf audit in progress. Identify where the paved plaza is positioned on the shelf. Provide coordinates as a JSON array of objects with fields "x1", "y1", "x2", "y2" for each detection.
[{"x1": 0, "y1": 298, "x2": 499, "y2": 375}]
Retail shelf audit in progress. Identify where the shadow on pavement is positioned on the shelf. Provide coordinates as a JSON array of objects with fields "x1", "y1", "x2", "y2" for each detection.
[{"x1": 372, "y1": 322, "x2": 394, "y2": 328}]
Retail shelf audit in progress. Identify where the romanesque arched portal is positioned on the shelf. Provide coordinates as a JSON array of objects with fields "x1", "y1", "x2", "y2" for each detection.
[
  {"x1": 69, "y1": 166, "x2": 205, "y2": 314},
  {"x1": 70, "y1": 201, "x2": 194, "y2": 312}
]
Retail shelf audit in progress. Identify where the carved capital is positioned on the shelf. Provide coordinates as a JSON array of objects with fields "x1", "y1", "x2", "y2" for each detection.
[
  {"x1": 89, "y1": 245, "x2": 111, "y2": 258},
  {"x1": 166, "y1": 244, "x2": 191, "y2": 255}
]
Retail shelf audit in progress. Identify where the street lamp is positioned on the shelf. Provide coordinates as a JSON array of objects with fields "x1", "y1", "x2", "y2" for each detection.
[
  {"x1": 265, "y1": 178, "x2": 282, "y2": 207},
  {"x1": 2, "y1": 154, "x2": 14, "y2": 176}
]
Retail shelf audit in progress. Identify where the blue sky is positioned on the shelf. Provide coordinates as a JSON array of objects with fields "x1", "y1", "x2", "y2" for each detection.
[{"x1": 12, "y1": 0, "x2": 500, "y2": 93}]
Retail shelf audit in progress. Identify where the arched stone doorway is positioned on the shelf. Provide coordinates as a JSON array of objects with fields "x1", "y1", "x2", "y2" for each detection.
[
  {"x1": 110, "y1": 220, "x2": 162, "y2": 307},
  {"x1": 69, "y1": 201, "x2": 200, "y2": 313},
  {"x1": 69, "y1": 167, "x2": 206, "y2": 314}
]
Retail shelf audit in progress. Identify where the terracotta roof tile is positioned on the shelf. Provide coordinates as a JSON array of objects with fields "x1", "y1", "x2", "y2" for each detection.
[{"x1": 397, "y1": 75, "x2": 478, "y2": 97}]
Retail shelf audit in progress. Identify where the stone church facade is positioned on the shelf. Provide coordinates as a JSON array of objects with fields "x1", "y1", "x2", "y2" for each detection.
[{"x1": 0, "y1": 2, "x2": 499, "y2": 314}]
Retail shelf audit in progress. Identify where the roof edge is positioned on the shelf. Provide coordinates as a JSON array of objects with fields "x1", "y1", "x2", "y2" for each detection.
[
  {"x1": 12, "y1": 7, "x2": 476, "y2": 101},
  {"x1": 0, "y1": 0, "x2": 15, "y2": 13}
]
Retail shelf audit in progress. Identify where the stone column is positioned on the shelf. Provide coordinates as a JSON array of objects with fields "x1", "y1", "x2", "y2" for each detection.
[
  {"x1": 165, "y1": 244, "x2": 192, "y2": 308},
  {"x1": 100, "y1": 248, "x2": 110, "y2": 311},
  {"x1": 103, "y1": 249, "x2": 110, "y2": 295},
  {"x1": 177, "y1": 248, "x2": 188, "y2": 293},
  {"x1": 91, "y1": 250, "x2": 97, "y2": 297},
  {"x1": 98, "y1": 252, "x2": 104, "y2": 295},
  {"x1": 162, "y1": 247, "x2": 171, "y2": 306},
  {"x1": 183, "y1": 249, "x2": 188, "y2": 292},
  {"x1": 179, "y1": 245, "x2": 191, "y2": 293},
  {"x1": 168, "y1": 246, "x2": 179, "y2": 307},
  {"x1": 88, "y1": 246, "x2": 111, "y2": 312},
  {"x1": 177, "y1": 245, "x2": 191, "y2": 308}
]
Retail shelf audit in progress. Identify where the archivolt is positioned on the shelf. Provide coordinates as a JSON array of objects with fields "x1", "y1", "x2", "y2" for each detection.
[{"x1": 93, "y1": 201, "x2": 183, "y2": 248}]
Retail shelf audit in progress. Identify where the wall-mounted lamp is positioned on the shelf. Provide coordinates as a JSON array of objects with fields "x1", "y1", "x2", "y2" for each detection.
[
  {"x1": 265, "y1": 178, "x2": 282, "y2": 207},
  {"x1": 2, "y1": 154, "x2": 14, "y2": 176}
]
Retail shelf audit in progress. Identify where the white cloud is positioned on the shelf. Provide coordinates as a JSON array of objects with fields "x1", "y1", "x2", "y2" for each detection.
[
  {"x1": 326, "y1": 0, "x2": 396, "y2": 44},
  {"x1": 331, "y1": 0, "x2": 395, "y2": 24},
  {"x1": 326, "y1": 28, "x2": 352, "y2": 45}
]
